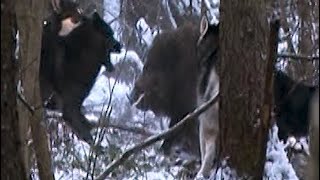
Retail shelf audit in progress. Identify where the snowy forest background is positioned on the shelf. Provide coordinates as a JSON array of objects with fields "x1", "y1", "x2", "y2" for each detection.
[{"x1": 1, "y1": 0, "x2": 319, "y2": 179}]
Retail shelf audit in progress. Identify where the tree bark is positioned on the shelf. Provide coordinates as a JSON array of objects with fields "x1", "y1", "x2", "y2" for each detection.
[
  {"x1": 308, "y1": 90, "x2": 319, "y2": 180},
  {"x1": 218, "y1": 0, "x2": 269, "y2": 179},
  {"x1": 1, "y1": 0, "x2": 28, "y2": 179},
  {"x1": 15, "y1": 0, "x2": 54, "y2": 179},
  {"x1": 290, "y1": 0, "x2": 315, "y2": 84}
]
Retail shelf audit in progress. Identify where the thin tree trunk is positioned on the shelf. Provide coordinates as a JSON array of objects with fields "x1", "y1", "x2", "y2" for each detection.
[
  {"x1": 218, "y1": 0, "x2": 269, "y2": 179},
  {"x1": 308, "y1": 90, "x2": 319, "y2": 180},
  {"x1": 1, "y1": 0, "x2": 27, "y2": 179},
  {"x1": 292, "y1": 0, "x2": 315, "y2": 83},
  {"x1": 15, "y1": 0, "x2": 54, "y2": 179}
]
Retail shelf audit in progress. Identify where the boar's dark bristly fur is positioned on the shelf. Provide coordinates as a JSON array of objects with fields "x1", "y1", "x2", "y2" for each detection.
[
  {"x1": 130, "y1": 23, "x2": 201, "y2": 156},
  {"x1": 273, "y1": 70, "x2": 317, "y2": 141}
]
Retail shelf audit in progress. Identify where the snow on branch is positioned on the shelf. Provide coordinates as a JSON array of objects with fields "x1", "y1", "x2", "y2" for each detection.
[
  {"x1": 277, "y1": 53, "x2": 319, "y2": 61},
  {"x1": 96, "y1": 92, "x2": 220, "y2": 180}
]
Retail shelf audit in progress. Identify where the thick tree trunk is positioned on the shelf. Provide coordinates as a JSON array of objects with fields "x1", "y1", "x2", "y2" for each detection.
[
  {"x1": 1, "y1": 0, "x2": 27, "y2": 179},
  {"x1": 218, "y1": 1, "x2": 269, "y2": 179},
  {"x1": 15, "y1": 1, "x2": 54, "y2": 180}
]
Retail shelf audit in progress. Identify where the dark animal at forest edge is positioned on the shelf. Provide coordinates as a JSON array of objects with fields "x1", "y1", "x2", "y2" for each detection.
[
  {"x1": 129, "y1": 20, "x2": 202, "y2": 156},
  {"x1": 273, "y1": 70, "x2": 317, "y2": 141},
  {"x1": 40, "y1": 0, "x2": 122, "y2": 145}
]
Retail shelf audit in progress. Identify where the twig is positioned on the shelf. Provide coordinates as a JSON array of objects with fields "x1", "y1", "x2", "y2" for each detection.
[
  {"x1": 106, "y1": 124, "x2": 154, "y2": 137},
  {"x1": 277, "y1": 53, "x2": 319, "y2": 61},
  {"x1": 17, "y1": 92, "x2": 35, "y2": 114},
  {"x1": 44, "y1": 111, "x2": 153, "y2": 136},
  {"x1": 107, "y1": 16, "x2": 120, "y2": 25},
  {"x1": 96, "y1": 92, "x2": 219, "y2": 180}
]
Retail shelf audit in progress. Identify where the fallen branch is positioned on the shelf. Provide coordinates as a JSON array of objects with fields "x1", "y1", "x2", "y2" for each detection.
[
  {"x1": 277, "y1": 53, "x2": 319, "y2": 61},
  {"x1": 96, "y1": 92, "x2": 220, "y2": 180}
]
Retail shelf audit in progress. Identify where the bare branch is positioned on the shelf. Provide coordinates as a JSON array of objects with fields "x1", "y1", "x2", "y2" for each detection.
[
  {"x1": 107, "y1": 16, "x2": 121, "y2": 25},
  {"x1": 46, "y1": 112, "x2": 153, "y2": 137},
  {"x1": 96, "y1": 92, "x2": 220, "y2": 180},
  {"x1": 45, "y1": 111, "x2": 154, "y2": 136},
  {"x1": 17, "y1": 92, "x2": 35, "y2": 114},
  {"x1": 106, "y1": 123, "x2": 154, "y2": 137},
  {"x1": 277, "y1": 53, "x2": 319, "y2": 61}
]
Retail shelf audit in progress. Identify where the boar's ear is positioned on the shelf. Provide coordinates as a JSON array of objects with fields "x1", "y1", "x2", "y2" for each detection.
[{"x1": 90, "y1": 11, "x2": 100, "y2": 22}]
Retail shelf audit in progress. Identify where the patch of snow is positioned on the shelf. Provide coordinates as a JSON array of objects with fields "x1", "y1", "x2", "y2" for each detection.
[
  {"x1": 54, "y1": 168, "x2": 88, "y2": 180},
  {"x1": 126, "y1": 171, "x2": 177, "y2": 180},
  {"x1": 214, "y1": 159, "x2": 239, "y2": 180},
  {"x1": 264, "y1": 125, "x2": 299, "y2": 180},
  {"x1": 299, "y1": 137, "x2": 309, "y2": 155},
  {"x1": 82, "y1": 75, "x2": 131, "y2": 117},
  {"x1": 103, "y1": 0, "x2": 121, "y2": 41},
  {"x1": 110, "y1": 49, "x2": 144, "y2": 71},
  {"x1": 136, "y1": 18, "x2": 157, "y2": 47},
  {"x1": 212, "y1": 125, "x2": 300, "y2": 180},
  {"x1": 287, "y1": 136, "x2": 298, "y2": 148},
  {"x1": 204, "y1": 0, "x2": 220, "y2": 24}
]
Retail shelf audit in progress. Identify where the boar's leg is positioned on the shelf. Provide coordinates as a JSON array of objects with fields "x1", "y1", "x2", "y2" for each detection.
[
  {"x1": 39, "y1": 76, "x2": 61, "y2": 110},
  {"x1": 61, "y1": 85, "x2": 94, "y2": 145},
  {"x1": 62, "y1": 103, "x2": 94, "y2": 144}
]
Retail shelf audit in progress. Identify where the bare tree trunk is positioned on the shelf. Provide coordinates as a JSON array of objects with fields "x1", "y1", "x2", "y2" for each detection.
[
  {"x1": 17, "y1": 101, "x2": 31, "y2": 179},
  {"x1": 15, "y1": 0, "x2": 54, "y2": 179},
  {"x1": 293, "y1": 0, "x2": 315, "y2": 83},
  {"x1": 218, "y1": 0, "x2": 269, "y2": 179},
  {"x1": 308, "y1": 90, "x2": 319, "y2": 180},
  {"x1": 1, "y1": 0, "x2": 27, "y2": 179}
]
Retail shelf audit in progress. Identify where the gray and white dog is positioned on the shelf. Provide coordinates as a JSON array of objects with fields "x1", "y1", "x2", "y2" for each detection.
[{"x1": 195, "y1": 16, "x2": 219, "y2": 179}]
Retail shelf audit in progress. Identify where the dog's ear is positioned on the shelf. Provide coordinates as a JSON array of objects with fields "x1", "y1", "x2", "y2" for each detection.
[
  {"x1": 200, "y1": 16, "x2": 209, "y2": 36},
  {"x1": 197, "y1": 16, "x2": 209, "y2": 46}
]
